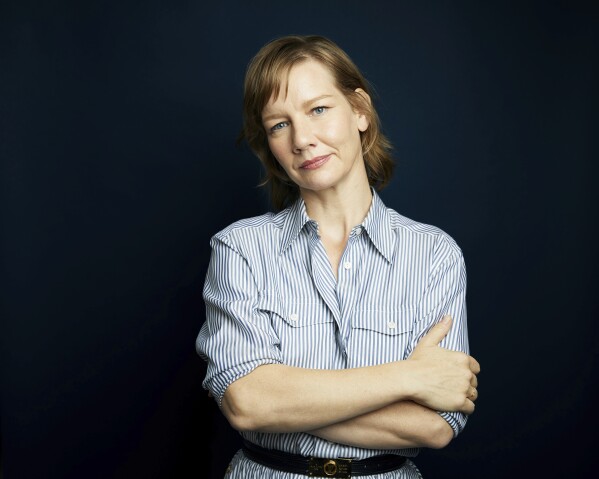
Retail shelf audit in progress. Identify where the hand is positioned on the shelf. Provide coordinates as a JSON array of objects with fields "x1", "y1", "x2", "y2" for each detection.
[{"x1": 404, "y1": 315, "x2": 480, "y2": 414}]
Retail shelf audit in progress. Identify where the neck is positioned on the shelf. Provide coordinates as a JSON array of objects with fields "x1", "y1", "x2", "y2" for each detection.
[{"x1": 302, "y1": 181, "x2": 373, "y2": 241}]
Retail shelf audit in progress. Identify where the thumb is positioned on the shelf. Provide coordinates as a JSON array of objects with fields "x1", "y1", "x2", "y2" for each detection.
[{"x1": 418, "y1": 315, "x2": 453, "y2": 347}]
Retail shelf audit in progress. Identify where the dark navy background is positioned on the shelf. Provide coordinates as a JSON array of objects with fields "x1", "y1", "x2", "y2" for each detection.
[{"x1": 2, "y1": 1, "x2": 597, "y2": 478}]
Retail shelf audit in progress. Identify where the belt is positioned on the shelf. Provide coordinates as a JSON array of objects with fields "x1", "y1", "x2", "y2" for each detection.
[{"x1": 242, "y1": 439, "x2": 407, "y2": 477}]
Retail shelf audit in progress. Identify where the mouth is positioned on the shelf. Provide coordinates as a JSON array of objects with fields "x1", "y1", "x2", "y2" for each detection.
[{"x1": 300, "y1": 154, "x2": 331, "y2": 170}]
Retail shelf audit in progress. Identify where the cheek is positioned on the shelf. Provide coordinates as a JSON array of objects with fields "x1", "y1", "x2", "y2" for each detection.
[
  {"x1": 267, "y1": 137, "x2": 293, "y2": 171},
  {"x1": 267, "y1": 136, "x2": 285, "y2": 159},
  {"x1": 320, "y1": 121, "x2": 348, "y2": 144},
  {"x1": 325, "y1": 110, "x2": 359, "y2": 144}
]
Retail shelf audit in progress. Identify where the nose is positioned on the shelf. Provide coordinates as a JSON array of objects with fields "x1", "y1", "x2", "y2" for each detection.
[{"x1": 291, "y1": 119, "x2": 316, "y2": 154}]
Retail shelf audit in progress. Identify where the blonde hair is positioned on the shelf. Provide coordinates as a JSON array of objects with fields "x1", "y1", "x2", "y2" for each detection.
[{"x1": 239, "y1": 34, "x2": 394, "y2": 211}]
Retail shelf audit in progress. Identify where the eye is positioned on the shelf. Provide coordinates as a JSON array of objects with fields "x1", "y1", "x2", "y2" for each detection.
[
  {"x1": 270, "y1": 121, "x2": 288, "y2": 133},
  {"x1": 312, "y1": 106, "x2": 328, "y2": 115}
]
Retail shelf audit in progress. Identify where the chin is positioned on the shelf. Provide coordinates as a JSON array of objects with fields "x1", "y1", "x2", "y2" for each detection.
[
  {"x1": 298, "y1": 182, "x2": 337, "y2": 194},
  {"x1": 295, "y1": 175, "x2": 341, "y2": 192}
]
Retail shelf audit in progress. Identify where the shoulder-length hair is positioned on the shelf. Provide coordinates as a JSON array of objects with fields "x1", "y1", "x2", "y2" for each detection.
[{"x1": 238, "y1": 34, "x2": 395, "y2": 211}]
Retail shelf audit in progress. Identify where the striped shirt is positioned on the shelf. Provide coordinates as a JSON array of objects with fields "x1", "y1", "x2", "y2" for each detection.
[{"x1": 196, "y1": 189, "x2": 470, "y2": 478}]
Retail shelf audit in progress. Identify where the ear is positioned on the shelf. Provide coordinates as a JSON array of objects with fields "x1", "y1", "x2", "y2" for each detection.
[{"x1": 354, "y1": 88, "x2": 371, "y2": 132}]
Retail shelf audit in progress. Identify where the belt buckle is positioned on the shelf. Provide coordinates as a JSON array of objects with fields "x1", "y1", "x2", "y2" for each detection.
[{"x1": 308, "y1": 457, "x2": 352, "y2": 478}]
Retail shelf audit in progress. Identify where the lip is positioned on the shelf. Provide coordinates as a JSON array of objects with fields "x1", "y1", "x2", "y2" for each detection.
[{"x1": 300, "y1": 154, "x2": 331, "y2": 170}]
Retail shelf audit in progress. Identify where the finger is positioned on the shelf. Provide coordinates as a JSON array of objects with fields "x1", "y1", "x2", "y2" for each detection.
[
  {"x1": 418, "y1": 315, "x2": 453, "y2": 346},
  {"x1": 468, "y1": 386, "x2": 478, "y2": 401},
  {"x1": 469, "y1": 356, "x2": 481, "y2": 374},
  {"x1": 471, "y1": 375, "x2": 478, "y2": 388}
]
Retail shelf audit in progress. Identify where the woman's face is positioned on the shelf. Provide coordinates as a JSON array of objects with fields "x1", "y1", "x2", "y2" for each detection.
[{"x1": 261, "y1": 59, "x2": 369, "y2": 196}]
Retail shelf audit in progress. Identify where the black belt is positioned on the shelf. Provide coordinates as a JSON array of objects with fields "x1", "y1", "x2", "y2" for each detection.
[{"x1": 242, "y1": 439, "x2": 407, "y2": 477}]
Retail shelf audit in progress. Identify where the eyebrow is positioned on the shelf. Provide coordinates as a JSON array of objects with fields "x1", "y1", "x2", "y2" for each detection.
[{"x1": 262, "y1": 94, "x2": 335, "y2": 122}]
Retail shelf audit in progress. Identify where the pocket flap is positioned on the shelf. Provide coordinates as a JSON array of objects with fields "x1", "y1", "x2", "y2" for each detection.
[{"x1": 352, "y1": 308, "x2": 415, "y2": 336}]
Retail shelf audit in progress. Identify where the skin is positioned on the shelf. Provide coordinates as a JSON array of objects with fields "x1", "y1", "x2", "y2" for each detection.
[{"x1": 222, "y1": 59, "x2": 480, "y2": 450}]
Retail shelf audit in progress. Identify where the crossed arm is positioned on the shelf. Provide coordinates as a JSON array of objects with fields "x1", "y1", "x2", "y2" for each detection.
[
  {"x1": 221, "y1": 316, "x2": 480, "y2": 450},
  {"x1": 200, "y1": 233, "x2": 479, "y2": 450}
]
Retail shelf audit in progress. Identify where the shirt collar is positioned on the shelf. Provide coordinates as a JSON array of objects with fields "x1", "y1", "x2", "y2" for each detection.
[
  {"x1": 362, "y1": 189, "x2": 395, "y2": 263},
  {"x1": 279, "y1": 189, "x2": 395, "y2": 263},
  {"x1": 280, "y1": 197, "x2": 313, "y2": 254}
]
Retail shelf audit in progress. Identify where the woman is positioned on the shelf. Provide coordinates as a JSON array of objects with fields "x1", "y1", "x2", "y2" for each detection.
[{"x1": 196, "y1": 34, "x2": 480, "y2": 478}]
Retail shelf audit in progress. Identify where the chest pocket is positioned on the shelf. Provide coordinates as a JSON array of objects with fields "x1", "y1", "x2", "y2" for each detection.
[
  {"x1": 280, "y1": 300, "x2": 335, "y2": 328},
  {"x1": 257, "y1": 292, "x2": 336, "y2": 367},
  {"x1": 258, "y1": 291, "x2": 335, "y2": 326},
  {"x1": 350, "y1": 307, "x2": 417, "y2": 365},
  {"x1": 352, "y1": 308, "x2": 415, "y2": 335}
]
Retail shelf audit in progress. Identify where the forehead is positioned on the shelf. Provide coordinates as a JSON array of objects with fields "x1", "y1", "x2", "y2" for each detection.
[{"x1": 266, "y1": 59, "x2": 340, "y2": 106}]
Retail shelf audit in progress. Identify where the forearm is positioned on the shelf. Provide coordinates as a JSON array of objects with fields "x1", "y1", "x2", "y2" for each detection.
[
  {"x1": 220, "y1": 318, "x2": 477, "y2": 435},
  {"x1": 308, "y1": 401, "x2": 454, "y2": 450},
  {"x1": 222, "y1": 362, "x2": 415, "y2": 433}
]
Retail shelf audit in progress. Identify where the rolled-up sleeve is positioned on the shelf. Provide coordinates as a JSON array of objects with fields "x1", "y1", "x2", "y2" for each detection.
[
  {"x1": 410, "y1": 234, "x2": 470, "y2": 437},
  {"x1": 196, "y1": 233, "x2": 282, "y2": 406}
]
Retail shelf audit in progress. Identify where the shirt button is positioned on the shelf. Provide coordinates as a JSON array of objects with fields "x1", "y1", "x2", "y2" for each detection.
[
  {"x1": 387, "y1": 321, "x2": 397, "y2": 329},
  {"x1": 356, "y1": 227, "x2": 363, "y2": 235},
  {"x1": 289, "y1": 313, "x2": 298, "y2": 322},
  {"x1": 343, "y1": 261, "x2": 352, "y2": 270}
]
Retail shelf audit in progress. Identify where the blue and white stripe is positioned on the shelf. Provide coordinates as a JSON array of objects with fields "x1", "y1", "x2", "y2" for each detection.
[{"x1": 196, "y1": 189, "x2": 469, "y2": 478}]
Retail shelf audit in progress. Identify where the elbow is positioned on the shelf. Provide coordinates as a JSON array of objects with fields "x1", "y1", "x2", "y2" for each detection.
[
  {"x1": 222, "y1": 406, "x2": 253, "y2": 433},
  {"x1": 221, "y1": 388, "x2": 258, "y2": 432},
  {"x1": 425, "y1": 420, "x2": 455, "y2": 449},
  {"x1": 221, "y1": 379, "x2": 273, "y2": 432}
]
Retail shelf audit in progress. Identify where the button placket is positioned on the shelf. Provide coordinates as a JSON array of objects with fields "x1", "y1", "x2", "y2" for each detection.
[{"x1": 337, "y1": 235, "x2": 363, "y2": 345}]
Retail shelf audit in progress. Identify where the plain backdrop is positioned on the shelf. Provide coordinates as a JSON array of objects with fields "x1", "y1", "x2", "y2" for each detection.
[{"x1": 2, "y1": 1, "x2": 598, "y2": 478}]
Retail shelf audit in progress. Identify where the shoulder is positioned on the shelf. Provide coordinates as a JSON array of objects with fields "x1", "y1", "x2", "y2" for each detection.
[
  {"x1": 210, "y1": 209, "x2": 289, "y2": 248},
  {"x1": 387, "y1": 207, "x2": 463, "y2": 258},
  {"x1": 214, "y1": 212, "x2": 278, "y2": 237}
]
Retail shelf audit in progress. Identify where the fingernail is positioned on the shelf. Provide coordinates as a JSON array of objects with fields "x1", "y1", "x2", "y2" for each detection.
[{"x1": 442, "y1": 315, "x2": 452, "y2": 324}]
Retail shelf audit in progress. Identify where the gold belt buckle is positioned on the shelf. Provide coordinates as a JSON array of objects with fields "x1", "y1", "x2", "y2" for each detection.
[{"x1": 308, "y1": 457, "x2": 352, "y2": 478}]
